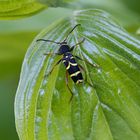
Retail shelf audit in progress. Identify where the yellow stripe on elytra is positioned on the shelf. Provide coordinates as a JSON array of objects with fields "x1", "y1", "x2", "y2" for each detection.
[
  {"x1": 70, "y1": 71, "x2": 81, "y2": 77},
  {"x1": 66, "y1": 62, "x2": 77, "y2": 70},
  {"x1": 66, "y1": 63, "x2": 71, "y2": 70},
  {"x1": 70, "y1": 62, "x2": 77, "y2": 66},
  {"x1": 76, "y1": 79, "x2": 83, "y2": 84},
  {"x1": 70, "y1": 56, "x2": 74, "y2": 59}
]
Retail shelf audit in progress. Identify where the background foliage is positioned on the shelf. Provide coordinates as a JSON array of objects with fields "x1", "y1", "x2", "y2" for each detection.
[{"x1": 0, "y1": 0, "x2": 140, "y2": 140}]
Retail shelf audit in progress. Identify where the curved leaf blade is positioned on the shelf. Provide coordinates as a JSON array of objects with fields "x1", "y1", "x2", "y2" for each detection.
[
  {"x1": 0, "y1": 0, "x2": 78, "y2": 19},
  {"x1": 15, "y1": 9, "x2": 140, "y2": 140},
  {"x1": 0, "y1": 1, "x2": 45, "y2": 19}
]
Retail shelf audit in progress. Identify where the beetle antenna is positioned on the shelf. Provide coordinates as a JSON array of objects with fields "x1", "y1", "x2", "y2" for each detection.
[
  {"x1": 63, "y1": 24, "x2": 81, "y2": 42},
  {"x1": 36, "y1": 39, "x2": 61, "y2": 44},
  {"x1": 36, "y1": 24, "x2": 81, "y2": 44}
]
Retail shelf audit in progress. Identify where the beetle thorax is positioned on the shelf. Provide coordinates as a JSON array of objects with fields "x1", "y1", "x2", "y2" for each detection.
[{"x1": 58, "y1": 43, "x2": 70, "y2": 54}]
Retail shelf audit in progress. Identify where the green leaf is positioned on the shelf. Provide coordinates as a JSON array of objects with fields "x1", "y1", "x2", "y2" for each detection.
[
  {"x1": 0, "y1": 0, "x2": 77, "y2": 19},
  {"x1": 15, "y1": 9, "x2": 140, "y2": 140},
  {"x1": 0, "y1": 1, "x2": 46, "y2": 19}
]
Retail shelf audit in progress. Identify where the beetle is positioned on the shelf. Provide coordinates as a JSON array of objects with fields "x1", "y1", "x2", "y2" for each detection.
[{"x1": 36, "y1": 24, "x2": 98, "y2": 101}]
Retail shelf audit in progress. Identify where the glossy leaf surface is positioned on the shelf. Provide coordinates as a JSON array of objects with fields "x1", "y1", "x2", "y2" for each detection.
[{"x1": 15, "y1": 9, "x2": 140, "y2": 140}]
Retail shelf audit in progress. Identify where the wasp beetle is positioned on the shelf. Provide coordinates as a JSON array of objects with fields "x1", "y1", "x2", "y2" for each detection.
[{"x1": 37, "y1": 24, "x2": 98, "y2": 101}]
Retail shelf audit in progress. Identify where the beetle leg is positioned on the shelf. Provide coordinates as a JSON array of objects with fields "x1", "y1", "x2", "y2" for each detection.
[
  {"x1": 78, "y1": 64, "x2": 94, "y2": 87},
  {"x1": 70, "y1": 38, "x2": 85, "y2": 51},
  {"x1": 65, "y1": 70, "x2": 74, "y2": 102},
  {"x1": 45, "y1": 59, "x2": 62, "y2": 78},
  {"x1": 78, "y1": 64, "x2": 87, "y2": 82},
  {"x1": 75, "y1": 55, "x2": 100, "y2": 68}
]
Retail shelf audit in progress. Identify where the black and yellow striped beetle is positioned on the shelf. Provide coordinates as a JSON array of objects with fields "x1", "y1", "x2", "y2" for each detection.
[{"x1": 37, "y1": 24, "x2": 98, "y2": 101}]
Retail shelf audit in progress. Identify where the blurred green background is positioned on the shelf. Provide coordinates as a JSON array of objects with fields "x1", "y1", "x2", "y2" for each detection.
[{"x1": 0, "y1": 0, "x2": 139, "y2": 140}]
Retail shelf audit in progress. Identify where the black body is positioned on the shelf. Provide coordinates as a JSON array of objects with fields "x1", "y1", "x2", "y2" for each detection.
[
  {"x1": 55, "y1": 42, "x2": 83, "y2": 84},
  {"x1": 36, "y1": 24, "x2": 84, "y2": 84},
  {"x1": 62, "y1": 52, "x2": 83, "y2": 84}
]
